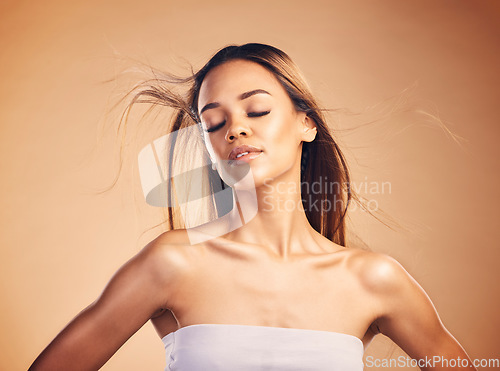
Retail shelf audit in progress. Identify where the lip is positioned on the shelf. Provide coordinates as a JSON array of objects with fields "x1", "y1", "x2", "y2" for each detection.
[
  {"x1": 228, "y1": 145, "x2": 263, "y2": 161},
  {"x1": 229, "y1": 151, "x2": 263, "y2": 165}
]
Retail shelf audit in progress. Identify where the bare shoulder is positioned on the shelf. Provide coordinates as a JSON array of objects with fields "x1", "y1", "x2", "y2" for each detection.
[
  {"x1": 341, "y1": 248, "x2": 415, "y2": 295},
  {"x1": 134, "y1": 229, "x2": 195, "y2": 285},
  {"x1": 336, "y1": 248, "x2": 476, "y2": 367},
  {"x1": 141, "y1": 229, "x2": 191, "y2": 257}
]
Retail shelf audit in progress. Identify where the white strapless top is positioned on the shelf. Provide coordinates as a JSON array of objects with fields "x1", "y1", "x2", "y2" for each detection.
[{"x1": 161, "y1": 324, "x2": 364, "y2": 370}]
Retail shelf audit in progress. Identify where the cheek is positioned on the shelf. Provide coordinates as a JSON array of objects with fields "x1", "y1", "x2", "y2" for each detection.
[
  {"x1": 264, "y1": 111, "x2": 300, "y2": 151},
  {"x1": 202, "y1": 133, "x2": 217, "y2": 158},
  {"x1": 205, "y1": 133, "x2": 226, "y2": 159}
]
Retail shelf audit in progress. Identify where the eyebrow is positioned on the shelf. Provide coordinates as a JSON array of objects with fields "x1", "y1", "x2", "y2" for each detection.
[{"x1": 199, "y1": 89, "x2": 271, "y2": 115}]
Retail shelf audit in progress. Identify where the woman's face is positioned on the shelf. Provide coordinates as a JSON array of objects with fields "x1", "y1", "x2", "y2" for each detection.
[{"x1": 198, "y1": 59, "x2": 316, "y2": 188}]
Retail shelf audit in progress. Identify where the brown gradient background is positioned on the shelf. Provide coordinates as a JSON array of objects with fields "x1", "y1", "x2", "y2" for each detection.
[{"x1": 1, "y1": 0, "x2": 499, "y2": 370}]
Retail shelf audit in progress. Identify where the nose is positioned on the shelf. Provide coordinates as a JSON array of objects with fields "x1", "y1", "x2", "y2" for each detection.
[{"x1": 224, "y1": 118, "x2": 252, "y2": 142}]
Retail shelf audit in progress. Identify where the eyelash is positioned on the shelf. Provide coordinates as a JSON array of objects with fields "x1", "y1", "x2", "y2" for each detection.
[{"x1": 205, "y1": 111, "x2": 270, "y2": 133}]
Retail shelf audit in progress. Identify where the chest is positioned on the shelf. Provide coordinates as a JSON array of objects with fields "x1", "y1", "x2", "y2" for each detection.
[{"x1": 169, "y1": 256, "x2": 368, "y2": 330}]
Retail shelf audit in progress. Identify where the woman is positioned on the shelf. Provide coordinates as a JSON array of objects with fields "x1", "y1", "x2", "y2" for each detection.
[{"x1": 29, "y1": 43, "x2": 476, "y2": 370}]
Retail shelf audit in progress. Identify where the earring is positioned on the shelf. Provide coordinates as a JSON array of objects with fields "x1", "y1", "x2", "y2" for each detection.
[{"x1": 211, "y1": 162, "x2": 217, "y2": 171}]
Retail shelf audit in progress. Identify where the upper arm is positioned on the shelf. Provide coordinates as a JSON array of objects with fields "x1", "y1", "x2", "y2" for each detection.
[
  {"x1": 29, "y1": 231, "x2": 186, "y2": 370},
  {"x1": 366, "y1": 254, "x2": 476, "y2": 370}
]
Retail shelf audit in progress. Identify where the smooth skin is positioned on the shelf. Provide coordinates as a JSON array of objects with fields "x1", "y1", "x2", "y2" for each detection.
[{"x1": 29, "y1": 60, "x2": 476, "y2": 370}]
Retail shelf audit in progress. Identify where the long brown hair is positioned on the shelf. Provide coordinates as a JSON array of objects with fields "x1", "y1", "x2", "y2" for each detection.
[{"x1": 124, "y1": 43, "x2": 352, "y2": 246}]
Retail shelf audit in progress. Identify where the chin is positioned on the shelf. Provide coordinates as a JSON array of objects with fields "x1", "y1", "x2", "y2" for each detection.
[{"x1": 221, "y1": 158, "x2": 293, "y2": 192}]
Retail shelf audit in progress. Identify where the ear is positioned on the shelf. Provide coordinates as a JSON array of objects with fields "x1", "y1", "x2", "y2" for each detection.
[{"x1": 299, "y1": 113, "x2": 317, "y2": 142}]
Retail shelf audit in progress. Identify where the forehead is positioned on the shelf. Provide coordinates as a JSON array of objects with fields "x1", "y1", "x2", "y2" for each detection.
[{"x1": 198, "y1": 59, "x2": 287, "y2": 109}]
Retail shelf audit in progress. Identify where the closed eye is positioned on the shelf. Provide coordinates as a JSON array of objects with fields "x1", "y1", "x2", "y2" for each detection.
[
  {"x1": 247, "y1": 111, "x2": 270, "y2": 118},
  {"x1": 205, "y1": 111, "x2": 270, "y2": 133},
  {"x1": 205, "y1": 120, "x2": 226, "y2": 133}
]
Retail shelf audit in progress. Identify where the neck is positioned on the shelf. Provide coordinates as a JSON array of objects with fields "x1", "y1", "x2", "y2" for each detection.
[{"x1": 225, "y1": 164, "x2": 322, "y2": 260}]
